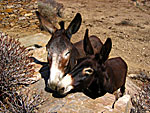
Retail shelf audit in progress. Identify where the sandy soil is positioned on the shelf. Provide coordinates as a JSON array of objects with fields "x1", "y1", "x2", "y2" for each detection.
[{"x1": 59, "y1": 0, "x2": 150, "y2": 76}]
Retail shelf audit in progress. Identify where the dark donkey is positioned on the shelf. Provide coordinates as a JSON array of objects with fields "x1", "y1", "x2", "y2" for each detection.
[
  {"x1": 57, "y1": 29, "x2": 128, "y2": 108},
  {"x1": 36, "y1": 11, "x2": 103, "y2": 91}
]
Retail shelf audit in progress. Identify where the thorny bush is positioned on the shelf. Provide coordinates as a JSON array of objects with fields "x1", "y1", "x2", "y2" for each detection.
[
  {"x1": 0, "y1": 32, "x2": 44, "y2": 112},
  {"x1": 0, "y1": 90, "x2": 45, "y2": 113},
  {"x1": 0, "y1": 32, "x2": 34, "y2": 93}
]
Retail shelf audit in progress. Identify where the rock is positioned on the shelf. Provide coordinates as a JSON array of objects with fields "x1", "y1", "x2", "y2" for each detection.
[
  {"x1": 30, "y1": 47, "x2": 47, "y2": 62},
  {"x1": 114, "y1": 95, "x2": 132, "y2": 113},
  {"x1": 27, "y1": 78, "x2": 134, "y2": 113},
  {"x1": 19, "y1": 33, "x2": 50, "y2": 47},
  {"x1": 125, "y1": 77, "x2": 140, "y2": 96}
]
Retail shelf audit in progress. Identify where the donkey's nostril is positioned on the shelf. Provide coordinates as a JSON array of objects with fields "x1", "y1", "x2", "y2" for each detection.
[
  {"x1": 60, "y1": 87, "x2": 65, "y2": 92},
  {"x1": 47, "y1": 81, "x2": 58, "y2": 91},
  {"x1": 57, "y1": 87, "x2": 65, "y2": 94}
]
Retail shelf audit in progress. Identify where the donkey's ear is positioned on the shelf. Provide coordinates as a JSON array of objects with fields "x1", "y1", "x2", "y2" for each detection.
[
  {"x1": 66, "y1": 13, "x2": 82, "y2": 39},
  {"x1": 84, "y1": 29, "x2": 94, "y2": 55},
  {"x1": 35, "y1": 11, "x2": 57, "y2": 34},
  {"x1": 98, "y1": 38, "x2": 112, "y2": 63}
]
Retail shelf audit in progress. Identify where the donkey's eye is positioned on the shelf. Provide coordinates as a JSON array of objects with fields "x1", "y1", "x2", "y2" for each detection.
[
  {"x1": 83, "y1": 67, "x2": 94, "y2": 75},
  {"x1": 85, "y1": 69, "x2": 93, "y2": 73},
  {"x1": 63, "y1": 50, "x2": 70, "y2": 59},
  {"x1": 65, "y1": 51, "x2": 70, "y2": 56},
  {"x1": 47, "y1": 51, "x2": 52, "y2": 61},
  {"x1": 47, "y1": 52, "x2": 51, "y2": 58}
]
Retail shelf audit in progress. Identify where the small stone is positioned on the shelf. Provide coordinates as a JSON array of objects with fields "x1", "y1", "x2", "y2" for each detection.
[
  {"x1": 0, "y1": 24, "x2": 4, "y2": 28},
  {"x1": 0, "y1": 9, "x2": 4, "y2": 13},
  {"x1": 0, "y1": 15, "x2": 5, "y2": 21},
  {"x1": 0, "y1": 2, "x2": 7, "y2": 5},
  {"x1": 29, "y1": 19, "x2": 38, "y2": 23},
  {"x1": 10, "y1": 22, "x2": 15, "y2": 27},
  {"x1": 29, "y1": 5, "x2": 34, "y2": 9},
  {"x1": 15, "y1": 4, "x2": 22, "y2": 8},
  {"x1": 13, "y1": 9, "x2": 18, "y2": 13},
  {"x1": 25, "y1": 13, "x2": 33, "y2": 17},
  {"x1": 0, "y1": 18, "x2": 3, "y2": 22},
  {"x1": 5, "y1": 8, "x2": 13, "y2": 13},
  {"x1": 128, "y1": 74, "x2": 137, "y2": 78},
  {"x1": 29, "y1": 24, "x2": 38, "y2": 29},
  {"x1": 20, "y1": 11, "x2": 27, "y2": 16},
  {"x1": 19, "y1": 17, "x2": 26, "y2": 20},
  {"x1": 9, "y1": 14, "x2": 17, "y2": 17},
  {"x1": 7, "y1": 5, "x2": 14, "y2": 9}
]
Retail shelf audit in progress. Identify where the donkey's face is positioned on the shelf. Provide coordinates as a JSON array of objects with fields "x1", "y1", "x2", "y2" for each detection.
[
  {"x1": 46, "y1": 29, "x2": 78, "y2": 90},
  {"x1": 57, "y1": 36, "x2": 112, "y2": 95},
  {"x1": 36, "y1": 11, "x2": 82, "y2": 91},
  {"x1": 57, "y1": 56, "x2": 99, "y2": 95}
]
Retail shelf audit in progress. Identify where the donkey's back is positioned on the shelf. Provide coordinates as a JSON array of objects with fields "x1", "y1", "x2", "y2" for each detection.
[{"x1": 105, "y1": 57, "x2": 127, "y2": 93}]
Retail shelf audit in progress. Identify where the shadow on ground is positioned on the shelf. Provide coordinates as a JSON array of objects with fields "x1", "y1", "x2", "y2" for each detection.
[{"x1": 31, "y1": 57, "x2": 67, "y2": 98}]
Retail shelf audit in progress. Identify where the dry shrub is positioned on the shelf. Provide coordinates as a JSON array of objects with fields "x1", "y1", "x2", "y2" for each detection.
[
  {"x1": 0, "y1": 90, "x2": 45, "y2": 113},
  {"x1": 0, "y1": 32, "x2": 44, "y2": 112},
  {"x1": 0, "y1": 32, "x2": 34, "y2": 93}
]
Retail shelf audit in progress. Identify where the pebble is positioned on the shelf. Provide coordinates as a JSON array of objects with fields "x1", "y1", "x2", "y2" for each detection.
[
  {"x1": 24, "y1": 13, "x2": 33, "y2": 17},
  {"x1": 0, "y1": 0, "x2": 38, "y2": 28},
  {"x1": 19, "y1": 17, "x2": 26, "y2": 20},
  {"x1": 7, "y1": 5, "x2": 14, "y2": 9}
]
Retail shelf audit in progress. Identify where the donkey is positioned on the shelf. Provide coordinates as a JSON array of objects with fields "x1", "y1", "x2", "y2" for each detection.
[
  {"x1": 57, "y1": 29, "x2": 128, "y2": 108},
  {"x1": 36, "y1": 11, "x2": 103, "y2": 91}
]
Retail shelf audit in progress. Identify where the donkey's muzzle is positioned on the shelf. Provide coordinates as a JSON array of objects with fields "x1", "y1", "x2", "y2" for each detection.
[{"x1": 47, "y1": 80, "x2": 58, "y2": 91}]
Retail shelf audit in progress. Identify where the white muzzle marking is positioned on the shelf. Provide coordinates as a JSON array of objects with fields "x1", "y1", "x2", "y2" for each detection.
[
  {"x1": 48, "y1": 53, "x2": 64, "y2": 90},
  {"x1": 57, "y1": 74, "x2": 73, "y2": 94}
]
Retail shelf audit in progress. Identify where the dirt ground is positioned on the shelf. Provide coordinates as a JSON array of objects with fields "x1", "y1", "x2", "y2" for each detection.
[
  {"x1": 1, "y1": 0, "x2": 150, "y2": 75},
  {"x1": 60, "y1": 0, "x2": 150, "y2": 76}
]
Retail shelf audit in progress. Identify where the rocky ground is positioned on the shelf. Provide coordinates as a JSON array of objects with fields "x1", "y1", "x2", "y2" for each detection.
[{"x1": 0, "y1": 0, "x2": 150, "y2": 112}]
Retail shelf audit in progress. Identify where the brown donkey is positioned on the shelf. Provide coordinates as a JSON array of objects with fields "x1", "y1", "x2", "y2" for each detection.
[
  {"x1": 36, "y1": 12, "x2": 103, "y2": 92},
  {"x1": 57, "y1": 29, "x2": 128, "y2": 108}
]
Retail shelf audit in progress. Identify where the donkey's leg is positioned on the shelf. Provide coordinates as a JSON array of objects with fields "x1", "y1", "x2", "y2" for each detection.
[
  {"x1": 112, "y1": 89, "x2": 119, "y2": 109},
  {"x1": 120, "y1": 84, "x2": 125, "y2": 97},
  {"x1": 112, "y1": 84, "x2": 126, "y2": 108}
]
